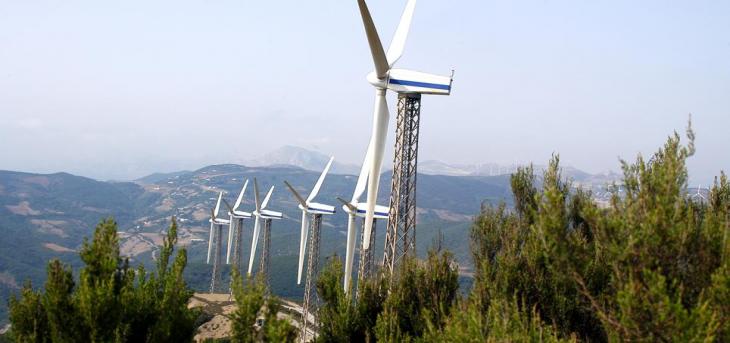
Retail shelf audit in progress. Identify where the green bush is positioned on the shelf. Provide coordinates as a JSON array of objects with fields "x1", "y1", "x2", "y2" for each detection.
[
  {"x1": 316, "y1": 124, "x2": 728, "y2": 342},
  {"x1": 228, "y1": 270, "x2": 296, "y2": 343},
  {"x1": 8, "y1": 218, "x2": 199, "y2": 342},
  {"x1": 465, "y1": 125, "x2": 728, "y2": 341}
]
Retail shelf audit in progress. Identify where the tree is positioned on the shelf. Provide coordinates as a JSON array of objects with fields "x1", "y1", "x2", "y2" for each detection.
[
  {"x1": 463, "y1": 124, "x2": 729, "y2": 341},
  {"x1": 7, "y1": 281, "x2": 48, "y2": 343},
  {"x1": 8, "y1": 217, "x2": 199, "y2": 342},
  {"x1": 229, "y1": 269, "x2": 296, "y2": 343},
  {"x1": 374, "y1": 250, "x2": 459, "y2": 342}
]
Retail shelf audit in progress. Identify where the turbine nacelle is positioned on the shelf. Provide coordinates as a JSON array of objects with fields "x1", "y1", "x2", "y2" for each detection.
[
  {"x1": 209, "y1": 217, "x2": 231, "y2": 225},
  {"x1": 354, "y1": 203, "x2": 389, "y2": 219},
  {"x1": 338, "y1": 198, "x2": 388, "y2": 220},
  {"x1": 305, "y1": 202, "x2": 337, "y2": 215},
  {"x1": 228, "y1": 210, "x2": 253, "y2": 219},
  {"x1": 256, "y1": 209, "x2": 284, "y2": 220},
  {"x1": 366, "y1": 69, "x2": 453, "y2": 96}
]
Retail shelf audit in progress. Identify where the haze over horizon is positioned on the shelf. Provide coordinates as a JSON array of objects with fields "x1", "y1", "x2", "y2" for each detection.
[{"x1": 1, "y1": 0, "x2": 728, "y2": 184}]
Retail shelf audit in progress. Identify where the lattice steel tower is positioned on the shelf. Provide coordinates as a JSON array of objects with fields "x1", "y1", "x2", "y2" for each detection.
[
  {"x1": 258, "y1": 219, "x2": 272, "y2": 290},
  {"x1": 232, "y1": 220, "x2": 244, "y2": 270},
  {"x1": 383, "y1": 93, "x2": 421, "y2": 275},
  {"x1": 357, "y1": 219, "x2": 377, "y2": 286},
  {"x1": 209, "y1": 224, "x2": 224, "y2": 293},
  {"x1": 228, "y1": 219, "x2": 244, "y2": 294},
  {"x1": 301, "y1": 214, "x2": 322, "y2": 342}
]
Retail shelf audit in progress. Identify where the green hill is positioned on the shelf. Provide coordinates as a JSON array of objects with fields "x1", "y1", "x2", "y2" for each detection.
[{"x1": 0, "y1": 165, "x2": 512, "y2": 324}]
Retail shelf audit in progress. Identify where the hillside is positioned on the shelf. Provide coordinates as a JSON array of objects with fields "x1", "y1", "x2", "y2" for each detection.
[{"x1": 0, "y1": 165, "x2": 513, "y2": 324}]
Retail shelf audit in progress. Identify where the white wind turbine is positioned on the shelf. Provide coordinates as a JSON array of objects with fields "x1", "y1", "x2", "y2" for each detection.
[
  {"x1": 355, "y1": 0, "x2": 453, "y2": 253},
  {"x1": 247, "y1": 178, "x2": 283, "y2": 276},
  {"x1": 691, "y1": 184, "x2": 707, "y2": 202},
  {"x1": 283, "y1": 157, "x2": 336, "y2": 285},
  {"x1": 223, "y1": 180, "x2": 252, "y2": 265},
  {"x1": 207, "y1": 191, "x2": 231, "y2": 293},
  {"x1": 207, "y1": 191, "x2": 231, "y2": 264},
  {"x1": 338, "y1": 141, "x2": 389, "y2": 292}
]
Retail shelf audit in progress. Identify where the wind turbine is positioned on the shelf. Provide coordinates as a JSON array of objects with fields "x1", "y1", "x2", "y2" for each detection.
[
  {"x1": 354, "y1": 0, "x2": 453, "y2": 259},
  {"x1": 247, "y1": 178, "x2": 283, "y2": 283},
  {"x1": 691, "y1": 184, "x2": 707, "y2": 202},
  {"x1": 283, "y1": 158, "x2": 337, "y2": 341},
  {"x1": 338, "y1": 141, "x2": 389, "y2": 293},
  {"x1": 283, "y1": 157, "x2": 336, "y2": 285},
  {"x1": 207, "y1": 191, "x2": 231, "y2": 293},
  {"x1": 224, "y1": 180, "x2": 252, "y2": 267}
]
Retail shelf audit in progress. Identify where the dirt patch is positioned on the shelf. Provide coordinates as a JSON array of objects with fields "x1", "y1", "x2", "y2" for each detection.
[
  {"x1": 140, "y1": 232, "x2": 165, "y2": 246},
  {"x1": 190, "y1": 293, "x2": 237, "y2": 342},
  {"x1": 155, "y1": 198, "x2": 174, "y2": 213},
  {"x1": 195, "y1": 314, "x2": 232, "y2": 342},
  {"x1": 0, "y1": 271, "x2": 19, "y2": 289},
  {"x1": 432, "y1": 209, "x2": 472, "y2": 222},
  {"x1": 188, "y1": 293, "x2": 306, "y2": 342},
  {"x1": 6, "y1": 201, "x2": 41, "y2": 215},
  {"x1": 31, "y1": 219, "x2": 68, "y2": 237},
  {"x1": 119, "y1": 234, "x2": 156, "y2": 257},
  {"x1": 44, "y1": 243, "x2": 76, "y2": 253},
  {"x1": 193, "y1": 209, "x2": 209, "y2": 221}
]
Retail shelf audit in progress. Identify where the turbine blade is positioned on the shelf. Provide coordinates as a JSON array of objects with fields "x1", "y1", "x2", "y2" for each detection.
[
  {"x1": 307, "y1": 156, "x2": 334, "y2": 202},
  {"x1": 284, "y1": 181, "x2": 308, "y2": 208},
  {"x1": 363, "y1": 90, "x2": 389, "y2": 250},
  {"x1": 357, "y1": 0, "x2": 389, "y2": 78},
  {"x1": 206, "y1": 221, "x2": 215, "y2": 264},
  {"x1": 226, "y1": 219, "x2": 235, "y2": 264},
  {"x1": 253, "y1": 178, "x2": 261, "y2": 212},
  {"x1": 343, "y1": 214, "x2": 357, "y2": 293},
  {"x1": 386, "y1": 0, "x2": 417, "y2": 67},
  {"x1": 337, "y1": 197, "x2": 357, "y2": 212},
  {"x1": 353, "y1": 139, "x2": 373, "y2": 203},
  {"x1": 297, "y1": 212, "x2": 309, "y2": 285},
  {"x1": 233, "y1": 179, "x2": 249, "y2": 210},
  {"x1": 262, "y1": 186, "x2": 274, "y2": 209},
  {"x1": 248, "y1": 216, "x2": 261, "y2": 275},
  {"x1": 214, "y1": 191, "x2": 223, "y2": 217}
]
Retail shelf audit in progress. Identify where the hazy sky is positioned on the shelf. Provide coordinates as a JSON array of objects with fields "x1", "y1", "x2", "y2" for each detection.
[{"x1": 1, "y1": 0, "x2": 728, "y2": 183}]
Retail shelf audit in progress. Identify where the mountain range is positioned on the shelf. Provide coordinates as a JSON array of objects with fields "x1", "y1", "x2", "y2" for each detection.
[{"x1": 0, "y1": 146, "x2": 619, "y2": 325}]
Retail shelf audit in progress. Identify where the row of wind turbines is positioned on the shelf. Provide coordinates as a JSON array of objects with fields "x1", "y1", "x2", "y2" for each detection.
[
  {"x1": 206, "y1": 0, "x2": 452, "y2": 296},
  {"x1": 205, "y1": 155, "x2": 386, "y2": 294}
]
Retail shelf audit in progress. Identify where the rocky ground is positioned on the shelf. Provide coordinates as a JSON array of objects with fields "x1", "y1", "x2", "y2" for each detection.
[{"x1": 189, "y1": 293, "x2": 311, "y2": 342}]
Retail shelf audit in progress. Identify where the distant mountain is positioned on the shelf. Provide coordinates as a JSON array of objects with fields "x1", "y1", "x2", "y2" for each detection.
[
  {"x1": 135, "y1": 170, "x2": 192, "y2": 184},
  {"x1": 419, "y1": 160, "x2": 620, "y2": 188},
  {"x1": 244, "y1": 145, "x2": 361, "y2": 175}
]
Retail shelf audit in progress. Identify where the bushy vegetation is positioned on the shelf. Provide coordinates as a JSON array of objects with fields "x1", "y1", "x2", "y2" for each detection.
[
  {"x1": 316, "y1": 126, "x2": 728, "y2": 342},
  {"x1": 228, "y1": 270, "x2": 297, "y2": 343},
  {"x1": 7, "y1": 218, "x2": 199, "y2": 342},
  {"x1": 5, "y1": 125, "x2": 727, "y2": 342}
]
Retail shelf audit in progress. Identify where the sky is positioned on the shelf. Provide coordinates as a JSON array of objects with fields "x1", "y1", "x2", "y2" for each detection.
[{"x1": 0, "y1": 0, "x2": 728, "y2": 184}]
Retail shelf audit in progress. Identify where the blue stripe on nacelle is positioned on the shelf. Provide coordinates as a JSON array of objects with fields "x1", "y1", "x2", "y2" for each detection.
[
  {"x1": 357, "y1": 209, "x2": 389, "y2": 217},
  {"x1": 308, "y1": 207, "x2": 336, "y2": 214},
  {"x1": 389, "y1": 78, "x2": 451, "y2": 91}
]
